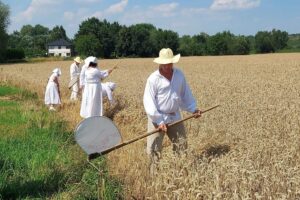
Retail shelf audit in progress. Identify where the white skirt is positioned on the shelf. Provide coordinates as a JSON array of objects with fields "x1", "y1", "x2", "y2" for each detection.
[
  {"x1": 80, "y1": 83, "x2": 103, "y2": 118},
  {"x1": 44, "y1": 82, "x2": 61, "y2": 105}
]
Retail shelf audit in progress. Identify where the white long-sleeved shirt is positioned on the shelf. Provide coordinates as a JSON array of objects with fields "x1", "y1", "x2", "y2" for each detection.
[
  {"x1": 143, "y1": 67, "x2": 197, "y2": 125},
  {"x1": 70, "y1": 62, "x2": 80, "y2": 80},
  {"x1": 85, "y1": 68, "x2": 109, "y2": 83},
  {"x1": 102, "y1": 82, "x2": 116, "y2": 104}
]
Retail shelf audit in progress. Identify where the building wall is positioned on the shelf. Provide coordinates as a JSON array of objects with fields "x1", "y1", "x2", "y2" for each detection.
[{"x1": 48, "y1": 45, "x2": 72, "y2": 57}]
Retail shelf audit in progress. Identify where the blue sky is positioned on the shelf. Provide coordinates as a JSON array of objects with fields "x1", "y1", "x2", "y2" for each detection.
[{"x1": 3, "y1": 0, "x2": 300, "y2": 38}]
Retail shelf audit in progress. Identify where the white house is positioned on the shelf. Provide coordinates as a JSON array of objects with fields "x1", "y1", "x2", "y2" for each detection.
[{"x1": 47, "y1": 39, "x2": 73, "y2": 57}]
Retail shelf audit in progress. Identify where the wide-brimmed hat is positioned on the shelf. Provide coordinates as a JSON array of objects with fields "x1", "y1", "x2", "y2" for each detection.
[
  {"x1": 153, "y1": 48, "x2": 180, "y2": 64},
  {"x1": 74, "y1": 56, "x2": 82, "y2": 63},
  {"x1": 52, "y1": 68, "x2": 62, "y2": 76}
]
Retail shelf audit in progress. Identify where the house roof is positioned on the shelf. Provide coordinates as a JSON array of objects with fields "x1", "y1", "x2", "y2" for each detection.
[{"x1": 48, "y1": 38, "x2": 72, "y2": 46}]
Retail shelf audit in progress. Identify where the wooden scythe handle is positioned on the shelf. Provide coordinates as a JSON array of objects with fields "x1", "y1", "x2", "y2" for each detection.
[{"x1": 88, "y1": 105, "x2": 220, "y2": 160}]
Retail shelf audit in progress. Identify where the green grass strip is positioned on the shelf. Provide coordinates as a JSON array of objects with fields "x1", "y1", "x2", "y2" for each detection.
[{"x1": 0, "y1": 85, "x2": 123, "y2": 199}]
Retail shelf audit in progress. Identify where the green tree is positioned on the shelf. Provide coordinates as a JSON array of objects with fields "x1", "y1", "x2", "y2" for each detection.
[
  {"x1": 116, "y1": 26, "x2": 133, "y2": 57},
  {"x1": 229, "y1": 36, "x2": 251, "y2": 55},
  {"x1": 49, "y1": 25, "x2": 68, "y2": 42},
  {"x1": 153, "y1": 29, "x2": 179, "y2": 54},
  {"x1": 75, "y1": 18, "x2": 121, "y2": 58},
  {"x1": 178, "y1": 35, "x2": 194, "y2": 56},
  {"x1": 75, "y1": 34, "x2": 103, "y2": 57},
  {"x1": 17, "y1": 24, "x2": 50, "y2": 57},
  {"x1": 0, "y1": 1, "x2": 10, "y2": 62},
  {"x1": 271, "y1": 29, "x2": 288, "y2": 50},
  {"x1": 208, "y1": 31, "x2": 234, "y2": 55},
  {"x1": 255, "y1": 31, "x2": 274, "y2": 53},
  {"x1": 192, "y1": 33, "x2": 209, "y2": 55}
]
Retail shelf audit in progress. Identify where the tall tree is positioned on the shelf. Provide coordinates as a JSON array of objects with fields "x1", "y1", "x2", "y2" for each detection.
[
  {"x1": 255, "y1": 31, "x2": 274, "y2": 53},
  {"x1": 0, "y1": 1, "x2": 10, "y2": 61},
  {"x1": 75, "y1": 18, "x2": 121, "y2": 58},
  {"x1": 271, "y1": 29, "x2": 289, "y2": 50},
  {"x1": 49, "y1": 25, "x2": 68, "y2": 42},
  {"x1": 153, "y1": 29, "x2": 179, "y2": 54},
  {"x1": 192, "y1": 33, "x2": 209, "y2": 56},
  {"x1": 75, "y1": 34, "x2": 103, "y2": 57}
]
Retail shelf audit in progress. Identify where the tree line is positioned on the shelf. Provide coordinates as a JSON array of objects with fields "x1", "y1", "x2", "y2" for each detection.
[{"x1": 0, "y1": 1, "x2": 292, "y2": 62}]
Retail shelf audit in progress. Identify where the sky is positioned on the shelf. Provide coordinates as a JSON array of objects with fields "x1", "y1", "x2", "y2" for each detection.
[{"x1": 2, "y1": 0, "x2": 300, "y2": 39}]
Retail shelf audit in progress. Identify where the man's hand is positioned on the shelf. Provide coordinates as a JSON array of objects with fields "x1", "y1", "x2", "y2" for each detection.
[
  {"x1": 158, "y1": 123, "x2": 167, "y2": 133},
  {"x1": 193, "y1": 109, "x2": 202, "y2": 118}
]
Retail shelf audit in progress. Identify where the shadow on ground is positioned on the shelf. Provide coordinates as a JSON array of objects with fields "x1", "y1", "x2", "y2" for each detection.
[
  {"x1": 0, "y1": 169, "x2": 65, "y2": 199},
  {"x1": 195, "y1": 144, "x2": 231, "y2": 163}
]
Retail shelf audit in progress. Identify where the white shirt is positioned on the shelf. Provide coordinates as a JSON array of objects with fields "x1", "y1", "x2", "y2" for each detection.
[
  {"x1": 143, "y1": 67, "x2": 197, "y2": 125},
  {"x1": 102, "y1": 82, "x2": 116, "y2": 103},
  {"x1": 70, "y1": 62, "x2": 80, "y2": 80}
]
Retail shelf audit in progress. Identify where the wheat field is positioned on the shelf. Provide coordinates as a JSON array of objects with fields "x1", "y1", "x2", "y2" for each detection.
[{"x1": 1, "y1": 53, "x2": 300, "y2": 199}]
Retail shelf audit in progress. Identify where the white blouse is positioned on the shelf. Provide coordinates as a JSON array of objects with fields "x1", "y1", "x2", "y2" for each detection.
[{"x1": 85, "y1": 67, "x2": 109, "y2": 83}]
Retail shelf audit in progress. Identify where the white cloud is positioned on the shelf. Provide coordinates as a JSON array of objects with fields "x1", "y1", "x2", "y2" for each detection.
[
  {"x1": 105, "y1": 0, "x2": 128, "y2": 14},
  {"x1": 14, "y1": 0, "x2": 61, "y2": 22},
  {"x1": 64, "y1": 11, "x2": 75, "y2": 21},
  {"x1": 210, "y1": 0, "x2": 260, "y2": 10},
  {"x1": 85, "y1": 0, "x2": 128, "y2": 20},
  {"x1": 150, "y1": 3, "x2": 179, "y2": 17},
  {"x1": 181, "y1": 7, "x2": 209, "y2": 16},
  {"x1": 64, "y1": 8, "x2": 90, "y2": 21},
  {"x1": 89, "y1": 11, "x2": 104, "y2": 19},
  {"x1": 75, "y1": 0, "x2": 101, "y2": 3}
]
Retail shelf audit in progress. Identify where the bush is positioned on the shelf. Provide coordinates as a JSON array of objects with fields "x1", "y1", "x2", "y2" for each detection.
[{"x1": 5, "y1": 49, "x2": 25, "y2": 60}]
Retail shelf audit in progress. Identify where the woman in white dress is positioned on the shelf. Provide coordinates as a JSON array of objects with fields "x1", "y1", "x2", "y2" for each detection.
[
  {"x1": 80, "y1": 57, "x2": 113, "y2": 118},
  {"x1": 45, "y1": 68, "x2": 62, "y2": 111}
]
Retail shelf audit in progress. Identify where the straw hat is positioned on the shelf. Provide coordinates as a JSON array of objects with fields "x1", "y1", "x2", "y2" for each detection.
[
  {"x1": 74, "y1": 56, "x2": 82, "y2": 63},
  {"x1": 153, "y1": 48, "x2": 180, "y2": 64},
  {"x1": 52, "y1": 68, "x2": 62, "y2": 76}
]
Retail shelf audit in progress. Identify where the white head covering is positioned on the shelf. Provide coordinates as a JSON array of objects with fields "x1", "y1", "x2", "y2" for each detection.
[
  {"x1": 85, "y1": 56, "x2": 98, "y2": 66},
  {"x1": 107, "y1": 82, "x2": 116, "y2": 90},
  {"x1": 153, "y1": 48, "x2": 180, "y2": 64},
  {"x1": 52, "y1": 68, "x2": 62, "y2": 76}
]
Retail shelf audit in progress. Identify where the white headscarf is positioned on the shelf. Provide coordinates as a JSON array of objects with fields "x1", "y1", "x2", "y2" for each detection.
[
  {"x1": 107, "y1": 82, "x2": 116, "y2": 90},
  {"x1": 84, "y1": 56, "x2": 98, "y2": 66},
  {"x1": 52, "y1": 68, "x2": 62, "y2": 76}
]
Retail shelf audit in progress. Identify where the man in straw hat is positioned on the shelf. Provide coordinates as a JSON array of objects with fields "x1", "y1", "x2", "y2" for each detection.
[
  {"x1": 143, "y1": 48, "x2": 202, "y2": 171},
  {"x1": 70, "y1": 56, "x2": 82, "y2": 100}
]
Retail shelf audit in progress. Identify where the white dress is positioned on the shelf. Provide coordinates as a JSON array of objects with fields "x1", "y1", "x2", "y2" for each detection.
[
  {"x1": 80, "y1": 67, "x2": 109, "y2": 118},
  {"x1": 45, "y1": 73, "x2": 61, "y2": 105},
  {"x1": 70, "y1": 62, "x2": 80, "y2": 100}
]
